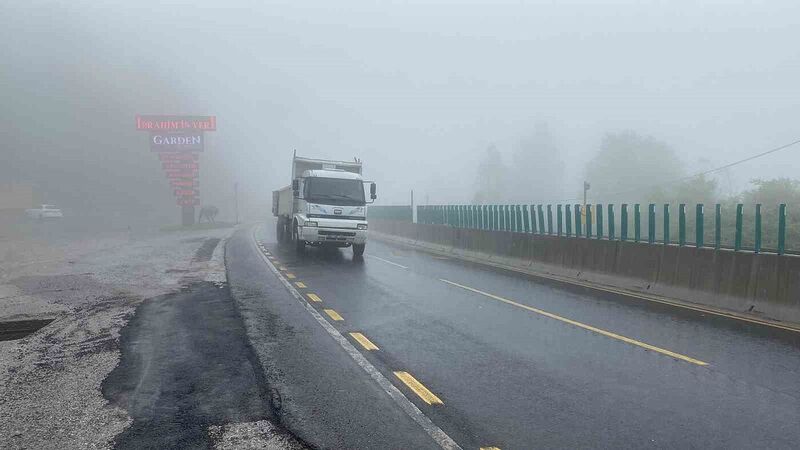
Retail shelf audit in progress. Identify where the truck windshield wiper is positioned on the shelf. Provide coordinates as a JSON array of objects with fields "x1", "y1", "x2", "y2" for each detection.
[{"x1": 311, "y1": 193, "x2": 362, "y2": 202}]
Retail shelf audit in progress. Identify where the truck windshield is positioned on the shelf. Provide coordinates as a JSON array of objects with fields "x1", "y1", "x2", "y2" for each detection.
[{"x1": 304, "y1": 177, "x2": 365, "y2": 206}]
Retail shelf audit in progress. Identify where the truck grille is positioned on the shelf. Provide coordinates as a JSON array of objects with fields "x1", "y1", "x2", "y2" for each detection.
[{"x1": 318, "y1": 230, "x2": 356, "y2": 237}]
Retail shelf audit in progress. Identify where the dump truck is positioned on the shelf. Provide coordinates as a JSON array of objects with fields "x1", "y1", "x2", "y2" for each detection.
[{"x1": 272, "y1": 153, "x2": 376, "y2": 256}]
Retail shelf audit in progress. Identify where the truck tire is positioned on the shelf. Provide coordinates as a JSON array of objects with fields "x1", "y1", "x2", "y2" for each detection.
[
  {"x1": 276, "y1": 219, "x2": 284, "y2": 242},
  {"x1": 293, "y1": 224, "x2": 305, "y2": 253},
  {"x1": 352, "y1": 243, "x2": 365, "y2": 257}
]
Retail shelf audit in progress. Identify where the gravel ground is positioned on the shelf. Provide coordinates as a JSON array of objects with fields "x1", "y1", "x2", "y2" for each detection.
[{"x1": 0, "y1": 226, "x2": 234, "y2": 450}]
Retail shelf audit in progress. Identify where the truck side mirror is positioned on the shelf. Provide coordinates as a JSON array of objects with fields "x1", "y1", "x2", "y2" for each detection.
[
  {"x1": 292, "y1": 179, "x2": 300, "y2": 197},
  {"x1": 370, "y1": 183, "x2": 377, "y2": 200}
]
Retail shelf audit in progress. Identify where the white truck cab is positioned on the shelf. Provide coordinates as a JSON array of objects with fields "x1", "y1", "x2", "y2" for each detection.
[{"x1": 273, "y1": 154, "x2": 376, "y2": 256}]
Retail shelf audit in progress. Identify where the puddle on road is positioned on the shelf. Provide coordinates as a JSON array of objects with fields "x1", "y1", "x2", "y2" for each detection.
[{"x1": 0, "y1": 318, "x2": 54, "y2": 341}]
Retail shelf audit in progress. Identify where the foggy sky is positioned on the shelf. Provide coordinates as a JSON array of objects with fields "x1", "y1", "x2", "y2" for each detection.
[{"x1": 4, "y1": 0, "x2": 800, "y2": 219}]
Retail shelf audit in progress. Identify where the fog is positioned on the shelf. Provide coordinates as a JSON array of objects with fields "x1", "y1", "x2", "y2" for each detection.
[{"x1": 3, "y1": 0, "x2": 800, "y2": 224}]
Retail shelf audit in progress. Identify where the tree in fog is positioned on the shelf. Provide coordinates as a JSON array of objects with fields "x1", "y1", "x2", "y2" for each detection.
[
  {"x1": 472, "y1": 145, "x2": 507, "y2": 204},
  {"x1": 649, "y1": 174, "x2": 719, "y2": 205},
  {"x1": 733, "y1": 178, "x2": 800, "y2": 250},
  {"x1": 584, "y1": 131, "x2": 684, "y2": 202},
  {"x1": 509, "y1": 123, "x2": 565, "y2": 203}
]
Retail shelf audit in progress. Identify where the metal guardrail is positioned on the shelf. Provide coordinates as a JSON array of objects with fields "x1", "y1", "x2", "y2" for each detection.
[{"x1": 409, "y1": 203, "x2": 792, "y2": 255}]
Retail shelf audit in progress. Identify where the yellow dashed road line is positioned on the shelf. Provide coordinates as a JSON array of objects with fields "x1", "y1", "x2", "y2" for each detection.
[
  {"x1": 440, "y1": 278, "x2": 708, "y2": 367},
  {"x1": 286, "y1": 273, "x2": 296, "y2": 279},
  {"x1": 324, "y1": 309, "x2": 344, "y2": 321},
  {"x1": 349, "y1": 332, "x2": 379, "y2": 350},
  {"x1": 295, "y1": 282, "x2": 307, "y2": 288},
  {"x1": 394, "y1": 371, "x2": 443, "y2": 405},
  {"x1": 480, "y1": 447, "x2": 501, "y2": 450},
  {"x1": 307, "y1": 293, "x2": 322, "y2": 302},
  {"x1": 278, "y1": 266, "x2": 287, "y2": 271}
]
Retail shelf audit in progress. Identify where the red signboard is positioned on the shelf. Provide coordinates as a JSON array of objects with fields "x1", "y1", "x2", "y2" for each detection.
[
  {"x1": 174, "y1": 189, "x2": 199, "y2": 197},
  {"x1": 137, "y1": 115, "x2": 216, "y2": 131},
  {"x1": 159, "y1": 153, "x2": 198, "y2": 161},
  {"x1": 164, "y1": 168, "x2": 199, "y2": 176},
  {"x1": 163, "y1": 162, "x2": 199, "y2": 170},
  {"x1": 177, "y1": 198, "x2": 200, "y2": 206},
  {"x1": 170, "y1": 180, "x2": 199, "y2": 188}
]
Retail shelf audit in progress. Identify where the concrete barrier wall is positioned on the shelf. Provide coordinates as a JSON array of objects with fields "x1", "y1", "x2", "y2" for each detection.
[{"x1": 369, "y1": 219, "x2": 800, "y2": 325}]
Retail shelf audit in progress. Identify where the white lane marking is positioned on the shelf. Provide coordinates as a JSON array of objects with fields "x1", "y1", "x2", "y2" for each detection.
[
  {"x1": 365, "y1": 254, "x2": 409, "y2": 269},
  {"x1": 251, "y1": 226, "x2": 461, "y2": 450}
]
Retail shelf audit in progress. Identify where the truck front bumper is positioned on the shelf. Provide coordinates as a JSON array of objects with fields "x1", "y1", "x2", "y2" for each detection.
[{"x1": 299, "y1": 226, "x2": 367, "y2": 245}]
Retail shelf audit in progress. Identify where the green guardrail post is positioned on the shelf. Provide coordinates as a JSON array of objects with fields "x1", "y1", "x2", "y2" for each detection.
[
  {"x1": 546, "y1": 205, "x2": 553, "y2": 235},
  {"x1": 678, "y1": 204, "x2": 686, "y2": 246},
  {"x1": 523, "y1": 205, "x2": 531, "y2": 233},
  {"x1": 538, "y1": 205, "x2": 546, "y2": 235},
  {"x1": 512, "y1": 205, "x2": 518, "y2": 232},
  {"x1": 620, "y1": 204, "x2": 628, "y2": 241},
  {"x1": 583, "y1": 204, "x2": 593, "y2": 239},
  {"x1": 503, "y1": 205, "x2": 510, "y2": 231},
  {"x1": 555, "y1": 204, "x2": 562, "y2": 236},
  {"x1": 695, "y1": 204, "x2": 704, "y2": 248},
  {"x1": 778, "y1": 204, "x2": 786, "y2": 255},
  {"x1": 608, "y1": 204, "x2": 615, "y2": 240},
  {"x1": 564, "y1": 205, "x2": 571, "y2": 237},
  {"x1": 586, "y1": 204, "x2": 593, "y2": 238},
  {"x1": 507, "y1": 205, "x2": 513, "y2": 231},
  {"x1": 755, "y1": 204, "x2": 762, "y2": 253},
  {"x1": 714, "y1": 204, "x2": 721, "y2": 250},
  {"x1": 531, "y1": 205, "x2": 538, "y2": 233},
  {"x1": 517, "y1": 205, "x2": 524, "y2": 232},
  {"x1": 634, "y1": 204, "x2": 641, "y2": 243},
  {"x1": 596, "y1": 204, "x2": 603, "y2": 239},
  {"x1": 663, "y1": 204, "x2": 670, "y2": 245},
  {"x1": 473, "y1": 205, "x2": 478, "y2": 229},
  {"x1": 497, "y1": 205, "x2": 503, "y2": 231},
  {"x1": 575, "y1": 204, "x2": 582, "y2": 237},
  {"x1": 734, "y1": 204, "x2": 743, "y2": 251},
  {"x1": 648, "y1": 204, "x2": 655, "y2": 244}
]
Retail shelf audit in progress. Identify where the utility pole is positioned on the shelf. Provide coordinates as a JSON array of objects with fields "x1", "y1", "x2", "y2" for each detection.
[
  {"x1": 583, "y1": 181, "x2": 591, "y2": 216},
  {"x1": 411, "y1": 189, "x2": 415, "y2": 223},
  {"x1": 234, "y1": 182, "x2": 239, "y2": 225},
  {"x1": 583, "y1": 181, "x2": 590, "y2": 205}
]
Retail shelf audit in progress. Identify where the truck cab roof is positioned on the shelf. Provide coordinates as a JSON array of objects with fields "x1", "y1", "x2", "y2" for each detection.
[{"x1": 302, "y1": 169, "x2": 363, "y2": 181}]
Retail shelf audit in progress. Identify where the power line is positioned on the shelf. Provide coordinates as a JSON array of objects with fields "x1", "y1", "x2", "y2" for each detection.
[{"x1": 559, "y1": 137, "x2": 800, "y2": 203}]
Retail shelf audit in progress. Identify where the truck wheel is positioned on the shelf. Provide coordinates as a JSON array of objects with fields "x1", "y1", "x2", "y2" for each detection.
[
  {"x1": 352, "y1": 243, "x2": 365, "y2": 257},
  {"x1": 293, "y1": 224, "x2": 305, "y2": 253},
  {"x1": 277, "y1": 218, "x2": 286, "y2": 243}
]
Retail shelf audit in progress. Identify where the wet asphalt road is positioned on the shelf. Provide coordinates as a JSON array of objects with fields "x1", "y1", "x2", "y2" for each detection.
[{"x1": 243, "y1": 223, "x2": 800, "y2": 449}]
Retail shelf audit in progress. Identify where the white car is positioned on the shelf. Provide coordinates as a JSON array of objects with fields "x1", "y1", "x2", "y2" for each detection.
[{"x1": 25, "y1": 205, "x2": 64, "y2": 219}]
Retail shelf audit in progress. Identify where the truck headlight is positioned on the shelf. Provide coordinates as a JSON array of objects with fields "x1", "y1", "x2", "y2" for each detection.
[
  {"x1": 305, "y1": 221, "x2": 318, "y2": 227},
  {"x1": 357, "y1": 223, "x2": 368, "y2": 230}
]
